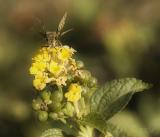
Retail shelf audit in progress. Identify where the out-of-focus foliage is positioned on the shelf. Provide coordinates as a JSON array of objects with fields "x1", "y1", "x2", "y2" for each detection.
[
  {"x1": 0, "y1": 0, "x2": 160, "y2": 137},
  {"x1": 109, "y1": 111, "x2": 149, "y2": 137},
  {"x1": 103, "y1": 20, "x2": 155, "y2": 76},
  {"x1": 138, "y1": 94, "x2": 160, "y2": 136}
]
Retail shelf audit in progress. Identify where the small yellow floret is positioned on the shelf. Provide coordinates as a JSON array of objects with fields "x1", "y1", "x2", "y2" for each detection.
[
  {"x1": 58, "y1": 46, "x2": 75, "y2": 61},
  {"x1": 32, "y1": 47, "x2": 50, "y2": 62},
  {"x1": 33, "y1": 74, "x2": 48, "y2": 90},
  {"x1": 48, "y1": 61, "x2": 63, "y2": 76},
  {"x1": 29, "y1": 62, "x2": 46, "y2": 75},
  {"x1": 65, "y1": 83, "x2": 82, "y2": 102},
  {"x1": 34, "y1": 53, "x2": 51, "y2": 62}
]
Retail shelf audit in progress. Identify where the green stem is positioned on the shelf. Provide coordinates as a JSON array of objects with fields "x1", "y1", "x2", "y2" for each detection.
[
  {"x1": 58, "y1": 86, "x2": 63, "y2": 92},
  {"x1": 74, "y1": 101, "x2": 79, "y2": 115}
]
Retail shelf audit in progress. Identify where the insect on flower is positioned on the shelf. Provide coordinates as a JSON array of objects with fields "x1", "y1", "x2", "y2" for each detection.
[{"x1": 37, "y1": 13, "x2": 73, "y2": 47}]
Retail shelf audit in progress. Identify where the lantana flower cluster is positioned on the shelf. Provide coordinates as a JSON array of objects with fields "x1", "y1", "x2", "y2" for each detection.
[
  {"x1": 30, "y1": 45, "x2": 76, "y2": 90},
  {"x1": 30, "y1": 45, "x2": 97, "y2": 122}
]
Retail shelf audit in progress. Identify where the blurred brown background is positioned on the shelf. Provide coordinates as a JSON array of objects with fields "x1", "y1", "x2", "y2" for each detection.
[{"x1": 0, "y1": 0, "x2": 160, "y2": 137}]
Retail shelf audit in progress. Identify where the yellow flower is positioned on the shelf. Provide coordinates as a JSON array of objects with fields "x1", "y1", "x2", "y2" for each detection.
[
  {"x1": 33, "y1": 47, "x2": 51, "y2": 62},
  {"x1": 58, "y1": 46, "x2": 75, "y2": 61},
  {"x1": 34, "y1": 53, "x2": 50, "y2": 62},
  {"x1": 65, "y1": 83, "x2": 82, "y2": 102},
  {"x1": 29, "y1": 45, "x2": 80, "y2": 90},
  {"x1": 33, "y1": 73, "x2": 48, "y2": 90},
  {"x1": 48, "y1": 61, "x2": 63, "y2": 76},
  {"x1": 29, "y1": 62, "x2": 46, "y2": 75}
]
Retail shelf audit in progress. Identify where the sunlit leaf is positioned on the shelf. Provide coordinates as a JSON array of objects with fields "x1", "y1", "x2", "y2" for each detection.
[{"x1": 90, "y1": 78, "x2": 151, "y2": 120}]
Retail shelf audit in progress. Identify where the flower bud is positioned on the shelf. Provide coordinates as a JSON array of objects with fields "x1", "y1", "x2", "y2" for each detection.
[
  {"x1": 58, "y1": 112, "x2": 64, "y2": 117},
  {"x1": 41, "y1": 90, "x2": 51, "y2": 100},
  {"x1": 62, "y1": 102, "x2": 75, "y2": 117},
  {"x1": 49, "y1": 102, "x2": 62, "y2": 112},
  {"x1": 32, "y1": 98, "x2": 42, "y2": 111},
  {"x1": 38, "y1": 111, "x2": 48, "y2": 122},
  {"x1": 76, "y1": 61, "x2": 84, "y2": 69},
  {"x1": 41, "y1": 90, "x2": 52, "y2": 104},
  {"x1": 51, "y1": 90, "x2": 63, "y2": 103},
  {"x1": 49, "y1": 112, "x2": 58, "y2": 120}
]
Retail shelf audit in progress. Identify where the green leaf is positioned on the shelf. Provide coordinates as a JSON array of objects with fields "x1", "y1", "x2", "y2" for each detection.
[
  {"x1": 40, "y1": 128, "x2": 63, "y2": 137},
  {"x1": 77, "y1": 126, "x2": 94, "y2": 137},
  {"x1": 80, "y1": 113, "x2": 107, "y2": 132},
  {"x1": 51, "y1": 121, "x2": 77, "y2": 136},
  {"x1": 104, "y1": 123, "x2": 133, "y2": 137},
  {"x1": 90, "y1": 78, "x2": 151, "y2": 120},
  {"x1": 80, "y1": 116, "x2": 132, "y2": 137}
]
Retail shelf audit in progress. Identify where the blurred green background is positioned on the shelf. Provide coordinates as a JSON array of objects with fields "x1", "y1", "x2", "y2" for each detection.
[{"x1": 0, "y1": 0, "x2": 160, "y2": 137}]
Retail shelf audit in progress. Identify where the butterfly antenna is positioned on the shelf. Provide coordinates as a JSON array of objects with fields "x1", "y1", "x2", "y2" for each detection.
[
  {"x1": 57, "y1": 12, "x2": 67, "y2": 32},
  {"x1": 61, "y1": 28, "x2": 73, "y2": 36}
]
